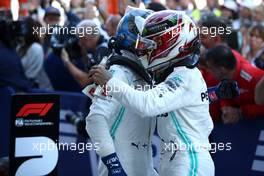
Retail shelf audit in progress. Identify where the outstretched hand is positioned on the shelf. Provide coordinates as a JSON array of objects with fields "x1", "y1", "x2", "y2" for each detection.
[{"x1": 88, "y1": 65, "x2": 112, "y2": 86}]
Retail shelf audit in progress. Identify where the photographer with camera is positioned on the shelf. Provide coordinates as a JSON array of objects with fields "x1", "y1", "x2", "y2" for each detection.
[{"x1": 60, "y1": 19, "x2": 109, "y2": 88}]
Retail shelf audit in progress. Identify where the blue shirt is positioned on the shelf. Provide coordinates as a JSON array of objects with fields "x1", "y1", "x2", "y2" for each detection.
[{"x1": 0, "y1": 42, "x2": 31, "y2": 91}]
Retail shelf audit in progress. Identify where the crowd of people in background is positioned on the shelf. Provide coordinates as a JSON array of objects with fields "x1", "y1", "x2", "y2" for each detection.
[{"x1": 0, "y1": 0, "x2": 264, "y2": 125}]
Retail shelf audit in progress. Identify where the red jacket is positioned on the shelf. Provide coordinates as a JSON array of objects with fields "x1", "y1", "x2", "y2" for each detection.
[
  {"x1": 220, "y1": 53, "x2": 264, "y2": 118},
  {"x1": 201, "y1": 49, "x2": 249, "y2": 86},
  {"x1": 200, "y1": 50, "x2": 263, "y2": 121}
]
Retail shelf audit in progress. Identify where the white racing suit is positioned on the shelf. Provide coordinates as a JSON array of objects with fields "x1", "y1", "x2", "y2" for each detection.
[
  {"x1": 106, "y1": 66, "x2": 215, "y2": 176},
  {"x1": 85, "y1": 65, "x2": 157, "y2": 176}
]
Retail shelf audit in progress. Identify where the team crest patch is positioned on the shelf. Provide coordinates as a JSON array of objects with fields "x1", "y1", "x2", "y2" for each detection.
[{"x1": 165, "y1": 75, "x2": 184, "y2": 90}]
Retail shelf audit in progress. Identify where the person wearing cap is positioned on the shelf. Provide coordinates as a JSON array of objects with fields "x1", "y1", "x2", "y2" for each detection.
[
  {"x1": 44, "y1": 6, "x2": 61, "y2": 26},
  {"x1": 42, "y1": 6, "x2": 61, "y2": 55}
]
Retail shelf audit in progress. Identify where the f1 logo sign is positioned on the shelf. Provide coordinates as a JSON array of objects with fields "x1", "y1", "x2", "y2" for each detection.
[{"x1": 16, "y1": 103, "x2": 54, "y2": 117}]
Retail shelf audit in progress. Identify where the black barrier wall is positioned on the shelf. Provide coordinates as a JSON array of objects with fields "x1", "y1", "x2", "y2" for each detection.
[{"x1": 9, "y1": 94, "x2": 60, "y2": 176}]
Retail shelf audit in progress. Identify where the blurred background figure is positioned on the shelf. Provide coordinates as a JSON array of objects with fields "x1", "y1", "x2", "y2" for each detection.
[
  {"x1": 238, "y1": 0, "x2": 253, "y2": 27},
  {"x1": 27, "y1": 0, "x2": 46, "y2": 25},
  {"x1": 205, "y1": 45, "x2": 264, "y2": 123},
  {"x1": 69, "y1": 0, "x2": 86, "y2": 19},
  {"x1": 45, "y1": 19, "x2": 109, "y2": 92},
  {"x1": 238, "y1": 1, "x2": 254, "y2": 58},
  {"x1": 0, "y1": 36, "x2": 32, "y2": 92},
  {"x1": 43, "y1": 6, "x2": 61, "y2": 55},
  {"x1": 17, "y1": 17, "x2": 53, "y2": 90},
  {"x1": 118, "y1": 0, "x2": 141, "y2": 16},
  {"x1": 199, "y1": 16, "x2": 230, "y2": 49},
  {"x1": 104, "y1": 15, "x2": 121, "y2": 36},
  {"x1": 43, "y1": 6, "x2": 61, "y2": 26},
  {"x1": 252, "y1": 4, "x2": 264, "y2": 26},
  {"x1": 0, "y1": 18, "x2": 32, "y2": 92},
  {"x1": 146, "y1": 2, "x2": 167, "y2": 11},
  {"x1": 207, "y1": 0, "x2": 220, "y2": 13},
  {"x1": 76, "y1": 19, "x2": 109, "y2": 63},
  {"x1": 198, "y1": 14, "x2": 253, "y2": 123},
  {"x1": 70, "y1": 0, "x2": 85, "y2": 10},
  {"x1": 245, "y1": 24, "x2": 264, "y2": 66},
  {"x1": 220, "y1": 0, "x2": 239, "y2": 29},
  {"x1": 165, "y1": 0, "x2": 178, "y2": 10}
]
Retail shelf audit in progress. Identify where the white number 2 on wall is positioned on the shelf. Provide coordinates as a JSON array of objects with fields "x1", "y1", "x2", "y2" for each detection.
[{"x1": 15, "y1": 137, "x2": 59, "y2": 176}]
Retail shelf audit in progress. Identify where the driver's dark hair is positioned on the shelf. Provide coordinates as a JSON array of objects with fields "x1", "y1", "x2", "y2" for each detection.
[{"x1": 205, "y1": 44, "x2": 237, "y2": 70}]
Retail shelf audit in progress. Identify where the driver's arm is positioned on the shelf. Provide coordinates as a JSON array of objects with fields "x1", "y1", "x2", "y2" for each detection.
[{"x1": 106, "y1": 68, "x2": 205, "y2": 117}]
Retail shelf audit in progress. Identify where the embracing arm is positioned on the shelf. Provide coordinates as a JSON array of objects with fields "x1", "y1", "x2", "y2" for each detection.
[
  {"x1": 106, "y1": 73, "x2": 194, "y2": 117},
  {"x1": 85, "y1": 65, "x2": 131, "y2": 156}
]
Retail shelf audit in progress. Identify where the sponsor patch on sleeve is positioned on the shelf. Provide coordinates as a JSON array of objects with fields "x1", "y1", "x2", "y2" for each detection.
[{"x1": 165, "y1": 75, "x2": 184, "y2": 90}]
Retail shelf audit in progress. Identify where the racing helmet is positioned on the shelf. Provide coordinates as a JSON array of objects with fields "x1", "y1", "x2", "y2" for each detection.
[
  {"x1": 112, "y1": 7, "x2": 153, "y2": 53},
  {"x1": 135, "y1": 10, "x2": 200, "y2": 71}
]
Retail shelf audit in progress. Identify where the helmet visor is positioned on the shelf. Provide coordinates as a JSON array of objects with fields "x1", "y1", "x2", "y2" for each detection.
[{"x1": 135, "y1": 34, "x2": 157, "y2": 56}]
